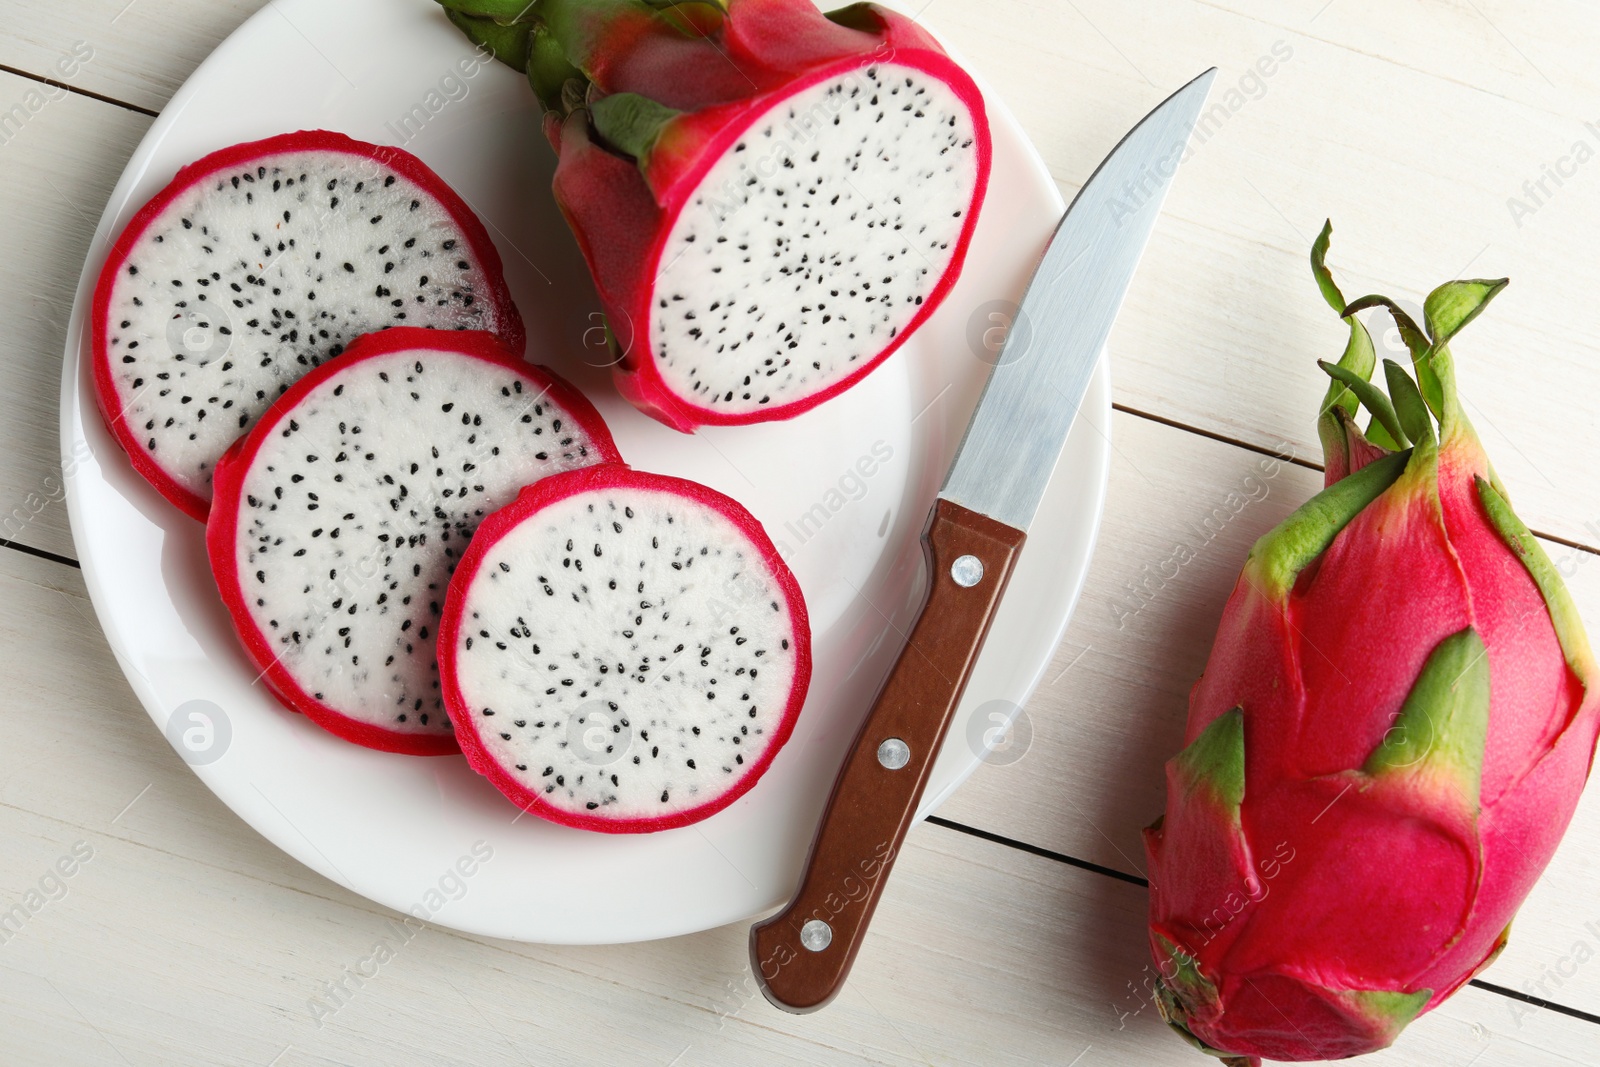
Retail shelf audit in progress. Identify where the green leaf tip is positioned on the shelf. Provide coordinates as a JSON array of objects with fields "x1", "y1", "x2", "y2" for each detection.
[
  {"x1": 1476, "y1": 475, "x2": 1596, "y2": 683},
  {"x1": 436, "y1": 0, "x2": 539, "y2": 24},
  {"x1": 1310, "y1": 223, "x2": 1382, "y2": 454},
  {"x1": 1363, "y1": 627, "x2": 1490, "y2": 806},
  {"x1": 1341, "y1": 293, "x2": 1444, "y2": 417},
  {"x1": 1425, "y1": 278, "x2": 1510, "y2": 349},
  {"x1": 1322, "y1": 316, "x2": 1376, "y2": 429},
  {"x1": 1173, "y1": 708, "x2": 1246, "y2": 813},
  {"x1": 1311, "y1": 219, "x2": 1345, "y2": 314},
  {"x1": 1341, "y1": 987, "x2": 1432, "y2": 1035},
  {"x1": 1249, "y1": 449, "x2": 1411, "y2": 598},
  {"x1": 1342, "y1": 295, "x2": 1429, "y2": 360},
  {"x1": 1154, "y1": 933, "x2": 1219, "y2": 1008},
  {"x1": 1319, "y1": 358, "x2": 1407, "y2": 448},
  {"x1": 588, "y1": 92, "x2": 683, "y2": 160},
  {"x1": 1383, "y1": 359, "x2": 1435, "y2": 446}
]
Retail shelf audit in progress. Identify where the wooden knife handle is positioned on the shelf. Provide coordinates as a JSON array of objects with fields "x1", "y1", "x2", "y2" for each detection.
[{"x1": 750, "y1": 498, "x2": 1026, "y2": 1013}]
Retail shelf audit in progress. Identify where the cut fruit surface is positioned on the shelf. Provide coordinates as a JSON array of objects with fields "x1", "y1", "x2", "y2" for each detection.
[
  {"x1": 207, "y1": 328, "x2": 619, "y2": 755},
  {"x1": 638, "y1": 57, "x2": 986, "y2": 422},
  {"x1": 94, "y1": 130, "x2": 523, "y2": 519},
  {"x1": 440, "y1": 465, "x2": 811, "y2": 830}
]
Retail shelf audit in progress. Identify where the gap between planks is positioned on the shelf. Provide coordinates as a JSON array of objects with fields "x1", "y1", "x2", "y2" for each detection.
[
  {"x1": 0, "y1": 537, "x2": 79, "y2": 570},
  {"x1": 0, "y1": 61, "x2": 158, "y2": 118},
  {"x1": 1110, "y1": 403, "x2": 1600, "y2": 559},
  {"x1": 924, "y1": 816, "x2": 1600, "y2": 1030},
  {"x1": 17, "y1": 405, "x2": 1597, "y2": 576}
]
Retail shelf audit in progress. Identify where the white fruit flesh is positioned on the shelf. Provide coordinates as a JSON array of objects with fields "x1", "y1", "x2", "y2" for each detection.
[
  {"x1": 103, "y1": 151, "x2": 506, "y2": 504},
  {"x1": 230, "y1": 348, "x2": 608, "y2": 741},
  {"x1": 649, "y1": 62, "x2": 981, "y2": 414},
  {"x1": 452, "y1": 484, "x2": 802, "y2": 820}
]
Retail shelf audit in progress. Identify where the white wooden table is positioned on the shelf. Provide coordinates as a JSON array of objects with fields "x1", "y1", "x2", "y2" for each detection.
[{"x1": 4, "y1": 1, "x2": 1600, "y2": 1064}]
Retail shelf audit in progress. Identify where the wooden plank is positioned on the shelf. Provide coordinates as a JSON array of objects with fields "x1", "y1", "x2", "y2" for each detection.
[
  {"x1": 0, "y1": 0, "x2": 266, "y2": 116},
  {"x1": 0, "y1": 2, "x2": 1596, "y2": 539},
  {"x1": 5, "y1": 0, "x2": 1600, "y2": 558},
  {"x1": 930, "y1": 0, "x2": 1600, "y2": 549},
  {"x1": 0, "y1": 798, "x2": 1593, "y2": 1066},
  {"x1": 937, "y1": 407, "x2": 1600, "y2": 1020},
  {"x1": 0, "y1": 551, "x2": 1595, "y2": 1067},
  {"x1": 0, "y1": 482, "x2": 1596, "y2": 1061},
  {"x1": 0, "y1": 71, "x2": 149, "y2": 560}
]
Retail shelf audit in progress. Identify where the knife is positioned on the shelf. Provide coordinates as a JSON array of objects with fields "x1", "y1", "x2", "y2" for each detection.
[{"x1": 748, "y1": 68, "x2": 1218, "y2": 1013}]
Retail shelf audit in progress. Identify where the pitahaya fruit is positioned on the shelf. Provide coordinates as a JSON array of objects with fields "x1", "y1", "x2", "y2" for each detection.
[
  {"x1": 93, "y1": 130, "x2": 524, "y2": 519},
  {"x1": 435, "y1": 0, "x2": 991, "y2": 430},
  {"x1": 207, "y1": 327, "x2": 619, "y2": 755},
  {"x1": 438, "y1": 464, "x2": 810, "y2": 831},
  {"x1": 1143, "y1": 222, "x2": 1600, "y2": 1064}
]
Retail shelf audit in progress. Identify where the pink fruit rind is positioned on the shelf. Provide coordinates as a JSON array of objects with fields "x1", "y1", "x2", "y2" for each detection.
[
  {"x1": 1147, "y1": 225, "x2": 1600, "y2": 1063},
  {"x1": 580, "y1": 47, "x2": 992, "y2": 431},
  {"x1": 438, "y1": 463, "x2": 813, "y2": 831},
  {"x1": 91, "y1": 130, "x2": 526, "y2": 521},
  {"x1": 206, "y1": 327, "x2": 619, "y2": 757}
]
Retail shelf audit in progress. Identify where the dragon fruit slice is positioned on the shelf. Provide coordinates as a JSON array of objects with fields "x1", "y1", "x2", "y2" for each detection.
[
  {"x1": 207, "y1": 328, "x2": 619, "y2": 755},
  {"x1": 93, "y1": 130, "x2": 524, "y2": 519},
  {"x1": 436, "y1": 0, "x2": 991, "y2": 430},
  {"x1": 1143, "y1": 223, "x2": 1600, "y2": 1064},
  {"x1": 439, "y1": 464, "x2": 811, "y2": 831}
]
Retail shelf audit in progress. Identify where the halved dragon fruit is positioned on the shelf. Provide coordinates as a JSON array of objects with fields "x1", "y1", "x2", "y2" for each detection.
[
  {"x1": 93, "y1": 130, "x2": 524, "y2": 519},
  {"x1": 439, "y1": 464, "x2": 811, "y2": 831},
  {"x1": 437, "y1": 0, "x2": 991, "y2": 430},
  {"x1": 207, "y1": 328, "x2": 619, "y2": 755}
]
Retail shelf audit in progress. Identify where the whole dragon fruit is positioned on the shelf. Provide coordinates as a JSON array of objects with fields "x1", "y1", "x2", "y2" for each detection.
[
  {"x1": 436, "y1": 0, "x2": 990, "y2": 430},
  {"x1": 1143, "y1": 224, "x2": 1600, "y2": 1064}
]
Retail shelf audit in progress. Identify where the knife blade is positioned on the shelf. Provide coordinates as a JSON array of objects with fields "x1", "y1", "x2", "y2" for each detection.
[
  {"x1": 750, "y1": 68, "x2": 1217, "y2": 1014},
  {"x1": 943, "y1": 66, "x2": 1219, "y2": 531}
]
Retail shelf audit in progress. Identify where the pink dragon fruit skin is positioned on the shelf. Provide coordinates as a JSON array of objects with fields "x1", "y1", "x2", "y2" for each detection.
[{"x1": 1145, "y1": 223, "x2": 1600, "y2": 1065}]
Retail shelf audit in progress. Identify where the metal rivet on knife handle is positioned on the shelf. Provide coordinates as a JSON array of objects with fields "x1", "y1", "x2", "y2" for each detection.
[
  {"x1": 877, "y1": 738, "x2": 910, "y2": 770},
  {"x1": 799, "y1": 920, "x2": 833, "y2": 952},
  {"x1": 950, "y1": 554, "x2": 984, "y2": 587}
]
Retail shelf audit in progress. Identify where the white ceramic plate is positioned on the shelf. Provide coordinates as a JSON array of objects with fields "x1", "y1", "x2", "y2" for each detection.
[{"x1": 60, "y1": 0, "x2": 1109, "y2": 943}]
